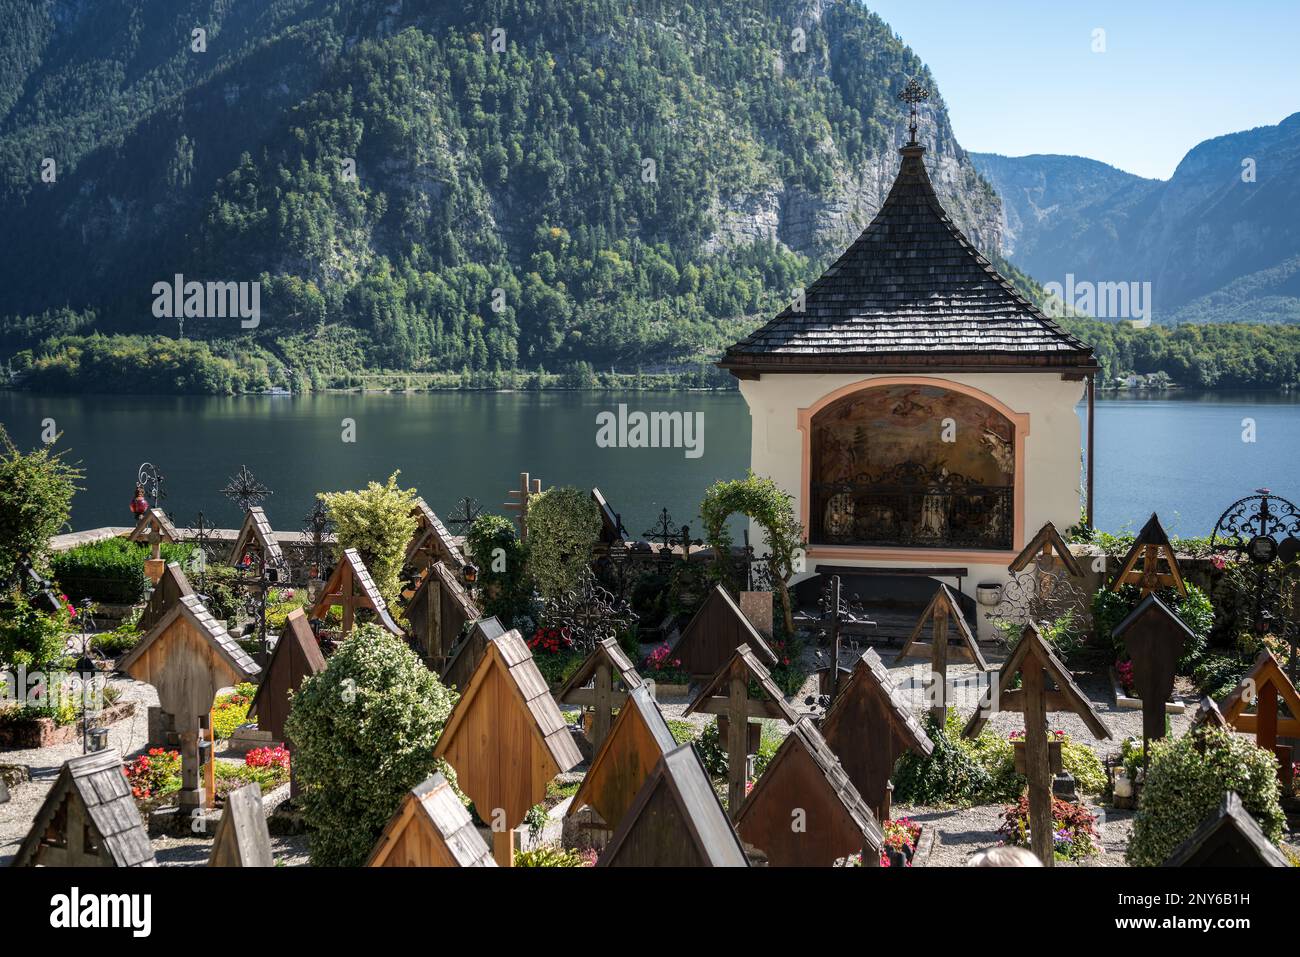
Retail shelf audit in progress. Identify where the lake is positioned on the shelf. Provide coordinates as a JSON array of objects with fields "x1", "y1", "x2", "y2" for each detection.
[{"x1": 1, "y1": 391, "x2": 1297, "y2": 540}]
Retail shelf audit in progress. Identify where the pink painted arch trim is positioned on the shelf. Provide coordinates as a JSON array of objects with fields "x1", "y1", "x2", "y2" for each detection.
[{"x1": 795, "y1": 376, "x2": 1030, "y2": 558}]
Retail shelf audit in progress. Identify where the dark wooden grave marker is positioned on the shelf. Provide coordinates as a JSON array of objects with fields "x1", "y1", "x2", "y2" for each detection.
[
  {"x1": 208, "y1": 781, "x2": 274, "y2": 867},
  {"x1": 1164, "y1": 792, "x2": 1288, "y2": 867},
  {"x1": 674, "y1": 584, "x2": 777, "y2": 680},
  {"x1": 895, "y1": 583, "x2": 987, "y2": 722},
  {"x1": 1112, "y1": 592, "x2": 1193, "y2": 743}
]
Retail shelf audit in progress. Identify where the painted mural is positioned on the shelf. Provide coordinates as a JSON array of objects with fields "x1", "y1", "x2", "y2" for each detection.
[{"x1": 810, "y1": 385, "x2": 1015, "y2": 548}]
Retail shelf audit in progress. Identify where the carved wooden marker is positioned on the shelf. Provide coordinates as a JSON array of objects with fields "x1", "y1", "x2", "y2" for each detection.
[
  {"x1": 1109, "y1": 513, "x2": 1186, "y2": 598},
  {"x1": 685, "y1": 644, "x2": 798, "y2": 816},
  {"x1": 367, "y1": 771, "x2": 495, "y2": 867},
  {"x1": 1219, "y1": 650, "x2": 1300, "y2": 790},
  {"x1": 208, "y1": 782, "x2": 274, "y2": 867},
  {"x1": 895, "y1": 583, "x2": 987, "y2": 723},
  {"x1": 964, "y1": 622, "x2": 1110, "y2": 866},
  {"x1": 309, "y1": 547, "x2": 401, "y2": 637}
]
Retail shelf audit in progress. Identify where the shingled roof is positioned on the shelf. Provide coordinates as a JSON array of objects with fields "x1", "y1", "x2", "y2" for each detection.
[
  {"x1": 719, "y1": 145, "x2": 1095, "y2": 375},
  {"x1": 121, "y1": 593, "x2": 260, "y2": 680}
]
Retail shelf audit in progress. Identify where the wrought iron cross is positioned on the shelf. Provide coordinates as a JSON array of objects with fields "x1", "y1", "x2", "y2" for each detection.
[
  {"x1": 188, "y1": 511, "x2": 216, "y2": 595},
  {"x1": 545, "y1": 569, "x2": 638, "y2": 652},
  {"x1": 794, "y1": 575, "x2": 875, "y2": 703},
  {"x1": 222, "y1": 465, "x2": 271, "y2": 514},
  {"x1": 446, "y1": 496, "x2": 483, "y2": 535},
  {"x1": 642, "y1": 507, "x2": 693, "y2": 559},
  {"x1": 136, "y1": 462, "x2": 166, "y2": 507},
  {"x1": 301, "y1": 499, "x2": 333, "y2": 576},
  {"x1": 897, "y1": 77, "x2": 930, "y2": 146}
]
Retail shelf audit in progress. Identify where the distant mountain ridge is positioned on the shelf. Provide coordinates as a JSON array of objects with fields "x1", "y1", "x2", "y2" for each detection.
[{"x1": 972, "y1": 112, "x2": 1300, "y2": 325}]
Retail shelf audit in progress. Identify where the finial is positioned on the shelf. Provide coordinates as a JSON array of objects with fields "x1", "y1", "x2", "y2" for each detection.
[{"x1": 897, "y1": 77, "x2": 931, "y2": 146}]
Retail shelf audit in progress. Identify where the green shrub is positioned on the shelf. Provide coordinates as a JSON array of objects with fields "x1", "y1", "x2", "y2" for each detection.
[
  {"x1": 286, "y1": 624, "x2": 457, "y2": 866},
  {"x1": 1127, "y1": 726, "x2": 1284, "y2": 866},
  {"x1": 525, "y1": 487, "x2": 601, "y2": 600},
  {"x1": 1094, "y1": 583, "x2": 1212, "y2": 670},
  {"x1": 0, "y1": 427, "x2": 82, "y2": 584},
  {"x1": 514, "y1": 845, "x2": 588, "y2": 866},
  {"x1": 464, "y1": 513, "x2": 532, "y2": 626},
  {"x1": 893, "y1": 709, "x2": 994, "y2": 807},
  {"x1": 965, "y1": 729, "x2": 1107, "y2": 799},
  {"x1": 320, "y1": 472, "x2": 418, "y2": 605},
  {"x1": 1192, "y1": 654, "x2": 1252, "y2": 698},
  {"x1": 51, "y1": 538, "x2": 192, "y2": 605},
  {"x1": 0, "y1": 600, "x2": 70, "y2": 668},
  {"x1": 666, "y1": 719, "x2": 698, "y2": 745}
]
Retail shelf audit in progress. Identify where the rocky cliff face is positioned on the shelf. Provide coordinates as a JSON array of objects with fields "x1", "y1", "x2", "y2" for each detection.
[{"x1": 972, "y1": 112, "x2": 1300, "y2": 324}]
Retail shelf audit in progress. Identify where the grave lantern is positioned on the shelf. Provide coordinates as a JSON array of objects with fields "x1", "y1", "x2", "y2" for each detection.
[{"x1": 130, "y1": 485, "x2": 149, "y2": 519}]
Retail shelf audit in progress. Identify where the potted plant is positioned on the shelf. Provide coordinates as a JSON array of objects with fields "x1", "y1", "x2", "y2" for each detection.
[
  {"x1": 642, "y1": 641, "x2": 690, "y2": 698},
  {"x1": 1010, "y1": 729, "x2": 1064, "y2": 775}
]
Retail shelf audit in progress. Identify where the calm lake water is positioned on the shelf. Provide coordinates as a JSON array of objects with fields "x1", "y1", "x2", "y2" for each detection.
[{"x1": 1, "y1": 391, "x2": 1297, "y2": 539}]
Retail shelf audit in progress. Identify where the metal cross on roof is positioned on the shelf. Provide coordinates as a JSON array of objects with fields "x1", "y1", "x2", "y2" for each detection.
[
  {"x1": 446, "y1": 496, "x2": 483, "y2": 535},
  {"x1": 642, "y1": 507, "x2": 694, "y2": 557},
  {"x1": 221, "y1": 465, "x2": 271, "y2": 513},
  {"x1": 897, "y1": 77, "x2": 930, "y2": 146}
]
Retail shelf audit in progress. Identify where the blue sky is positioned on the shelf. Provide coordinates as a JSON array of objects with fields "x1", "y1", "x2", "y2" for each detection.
[{"x1": 865, "y1": 0, "x2": 1299, "y2": 179}]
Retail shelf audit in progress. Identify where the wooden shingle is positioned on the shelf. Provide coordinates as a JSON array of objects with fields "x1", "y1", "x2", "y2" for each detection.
[
  {"x1": 367, "y1": 772, "x2": 495, "y2": 867},
  {"x1": 229, "y1": 506, "x2": 285, "y2": 569},
  {"x1": 598, "y1": 744, "x2": 749, "y2": 867},
  {"x1": 13, "y1": 749, "x2": 156, "y2": 867},
  {"x1": 719, "y1": 144, "x2": 1095, "y2": 374},
  {"x1": 441, "y1": 615, "x2": 506, "y2": 693},
  {"x1": 309, "y1": 547, "x2": 401, "y2": 637},
  {"x1": 127, "y1": 507, "x2": 180, "y2": 544}
]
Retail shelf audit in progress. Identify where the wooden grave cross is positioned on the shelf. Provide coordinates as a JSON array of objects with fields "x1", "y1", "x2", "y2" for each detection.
[
  {"x1": 555, "y1": 637, "x2": 643, "y2": 752},
  {"x1": 308, "y1": 547, "x2": 401, "y2": 637},
  {"x1": 963, "y1": 621, "x2": 1111, "y2": 866},
  {"x1": 1112, "y1": 593, "x2": 1192, "y2": 748},
  {"x1": 685, "y1": 644, "x2": 800, "y2": 817},
  {"x1": 895, "y1": 583, "x2": 988, "y2": 723},
  {"x1": 504, "y1": 472, "x2": 542, "y2": 541},
  {"x1": 1109, "y1": 513, "x2": 1186, "y2": 598},
  {"x1": 1219, "y1": 650, "x2": 1300, "y2": 791},
  {"x1": 208, "y1": 782, "x2": 274, "y2": 867},
  {"x1": 367, "y1": 771, "x2": 495, "y2": 867}
]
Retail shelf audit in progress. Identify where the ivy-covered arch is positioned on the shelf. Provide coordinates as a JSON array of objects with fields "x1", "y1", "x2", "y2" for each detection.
[{"x1": 700, "y1": 472, "x2": 805, "y2": 635}]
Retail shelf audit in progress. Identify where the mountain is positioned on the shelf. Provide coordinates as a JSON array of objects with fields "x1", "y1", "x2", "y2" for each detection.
[
  {"x1": 0, "y1": 0, "x2": 1004, "y2": 391},
  {"x1": 972, "y1": 112, "x2": 1300, "y2": 325}
]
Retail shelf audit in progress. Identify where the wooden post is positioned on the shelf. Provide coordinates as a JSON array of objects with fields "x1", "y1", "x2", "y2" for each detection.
[
  {"x1": 1086, "y1": 372, "x2": 1095, "y2": 531},
  {"x1": 505, "y1": 472, "x2": 542, "y2": 541},
  {"x1": 592, "y1": 662, "x2": 613, "y2": 751},
  {"x1": 1021, "y1": 663, "x2": 1053, "y2": 867},
  {"x1": 727, "y1": 673, "x2": 749, "y2": 817},
  {"x1": 493, "y1": 827, "x2": 515, "y2": 867},
  {"x1": 1257, "y1": 679, "x2": 1279, "y2": 755},
  {"x1": 827, "y1": 577, "x2": 843, "y2": 702},
  {"x1": 178, "y1": 728, "x2": 203, "y2": 813},
  {"x1": 204, "y1": 712, "x2": 216, "y2": 810},
  {"x1": 930, "y1": 601, "x2": 948, "y2": 725}
]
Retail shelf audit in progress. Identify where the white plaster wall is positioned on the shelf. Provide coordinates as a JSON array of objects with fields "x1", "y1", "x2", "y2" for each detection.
[{"x1": 738, "y1": 371, "x2": 1088, "y2": 640}]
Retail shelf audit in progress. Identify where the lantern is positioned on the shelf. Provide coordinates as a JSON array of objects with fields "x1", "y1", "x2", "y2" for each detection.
[
  {"x1": 463, "y1": 563, "x2": 479, "y2": 585},
  {"x1": 130, "y1": 485, "x2": 149, "y2": 519}
]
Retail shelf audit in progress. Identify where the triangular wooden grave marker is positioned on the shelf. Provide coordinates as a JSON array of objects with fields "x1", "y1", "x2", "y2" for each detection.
[
  {"x1": 127, "y1": 507, "x2": 180, "y2": 544},
  {"x1": 139, "y1": 560, "x2": 196, "y2": 633},
  {"x1": 568, "y1": 683, "x2": 677, "y2": 832},
  {"x1": 735, "y1": 716, "x2": 884, "y2": 867},
  {"x1": 120, "y1": 594, "x2": 261, "y2": 811},
  {"x1": 13, "y1": 749, "x2": 156, "y2": 867},
  {"x1": 249, "y1": 608, "x2": 325, "y2": 742},
  {"x1": 597, "y1": 744, "x2": 749, "y2": 867},
  {"x1": 404, "y1": 560, "x2": 480, "y2": 665},
  {"x1": 1219, "y1": 650, "x2": 1300, "y2": 789},
  {"x1": 405, "y1": 499, "x2": 466, "y2": 572},
  {"x1": 433, "y1": 627, "x2": 582, "y2": 866},
  {"x1": 1112, "y1": 593, "x2": 1193, "y2": 742},
  {"x1": 208, "y1": 781, "x2": 274, "y2": 867},
  {"x1": 1109, "y1": 513, "x2": 1186, "y2": 597},
  {"x1": 1191, "y1": 695, "x2": 1228, "y2": 731},
  {"x1": 229, "y1": 506, "x2": 285, "y2": 569},
  {"x1": 821, "y1": 649, "x2": 934, "y2": 822},
  {"x1": 964, "y1": 622, "x2": 1110, "y2": 866},
  {"x1": 1007, "y1": 521, "x2": 1083, "y2": 577},
  {"x1": 309, "y1": 547, "x2": 401, "y2": 637},
  {"x1": 674, "y1": 584, "x2": 777, "y2": 680},
  {"x1": 895, "y1": 584, "x2": 987, "y2": 722},
  {"x1": 685, "y1": 643, "x2": 799, "y2": 817},
  {"x1": 366, "y1": 771, "x2": 495, "y2": 867},
  {"x1": 592, "y1": 487, "x2": 627, "y2": 545},
  {"x1": 1164, "y1": 792, "x2": 1288, "y2": 867},
  {"x1": 555, "y1": 637, "x2": 643, "y2": 752}
]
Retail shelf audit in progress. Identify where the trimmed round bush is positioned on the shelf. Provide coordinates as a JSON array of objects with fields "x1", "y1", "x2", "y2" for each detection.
[
  {"x1": 286, "y1": 624, "x2": 458, "y2": 866},
  {"x1": 525, "y1": 486, "x2": 600, "y2": 599},
  {"x1": 1127, "y1": 726, "x2": 1284, "y2": 866}
]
